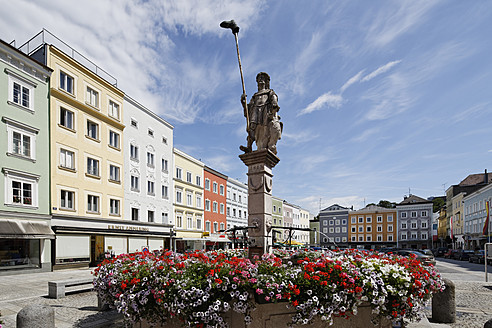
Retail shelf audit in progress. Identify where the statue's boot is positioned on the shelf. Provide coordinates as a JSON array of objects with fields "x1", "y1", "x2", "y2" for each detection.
[{"x1": 239, "y1": 145, "x2": 251, "y2": 153}]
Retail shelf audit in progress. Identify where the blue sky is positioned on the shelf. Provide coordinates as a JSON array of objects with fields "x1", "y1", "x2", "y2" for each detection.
[{"x1": 1, "y1": 1, "x2": 491, "y2": 214}]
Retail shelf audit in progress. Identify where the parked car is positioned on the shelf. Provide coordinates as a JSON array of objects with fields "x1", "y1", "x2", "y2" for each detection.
[
  {"x1": 396, "y1": 250, "x2": 436, "y2": 266},
  {"x1": 420, "y1": 249, "x2": 434, "y2": 256},
  {"x1": 452, "y1": 249, "x2": 474, "y2": 261},
  {"x1": 434, "y1": 247, "x2": 448, "y2": 257},
  {"x1": 444, "y1": 249, "x2": 458, "y2": 259},
  {"x1": 468, "y1": 250, "x2": 486, "y2": 264}
]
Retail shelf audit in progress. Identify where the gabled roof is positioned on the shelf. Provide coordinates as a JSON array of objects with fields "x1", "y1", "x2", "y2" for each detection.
[
  {"x1": 398, "y1": 194, "x2": 432, "y2": 205},
  {"x1": 459, "y1": 172, "x2": 492, "y2": 186},
  {"x1": 320, "y1": 204, "x2": 349, "y2": 212}
]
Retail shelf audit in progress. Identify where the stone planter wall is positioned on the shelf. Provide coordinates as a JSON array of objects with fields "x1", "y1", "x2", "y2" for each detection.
[{"x1": 133, "y1": 302, "x2": 392, "y2": 328}]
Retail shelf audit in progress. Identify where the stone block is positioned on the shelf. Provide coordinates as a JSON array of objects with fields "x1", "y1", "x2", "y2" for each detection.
[
  {"x1": 17, "y1": 304, "x2": 55, "y2": 328},
  {"x1": 432, "y1": 278, "x2": 455, "y2": 323}
]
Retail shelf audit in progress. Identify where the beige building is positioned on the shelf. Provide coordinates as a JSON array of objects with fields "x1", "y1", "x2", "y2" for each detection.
[
  {"x1": 348, "y1": 205, "x2": 397, "y2": 249},
  {"x1": 173, "y1": 148, "x2": 205, "y2": 251}
]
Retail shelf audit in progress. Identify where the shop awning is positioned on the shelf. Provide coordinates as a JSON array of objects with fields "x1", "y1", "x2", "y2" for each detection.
[{"x1": 0, "y1": 219, "x2": 55, "y2": 239}]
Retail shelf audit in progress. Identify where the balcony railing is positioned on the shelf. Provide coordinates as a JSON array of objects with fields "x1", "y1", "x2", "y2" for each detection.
[{"x1": 18, "y1": 29, "x2": 118, "y2": 87}]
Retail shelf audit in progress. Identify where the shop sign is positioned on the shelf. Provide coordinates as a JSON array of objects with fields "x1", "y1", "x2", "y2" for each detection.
[{"x1": 108, "y1": 225, "x2": 150, "y2": 232}]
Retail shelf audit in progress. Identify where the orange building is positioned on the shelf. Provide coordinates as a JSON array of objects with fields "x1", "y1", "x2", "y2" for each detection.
[
  {"x1": 348, "y1": 205, "x2": 397, "y2": 249},
  {"x1": 203, "y1": 166, "x2": 228, "y2": 249}
]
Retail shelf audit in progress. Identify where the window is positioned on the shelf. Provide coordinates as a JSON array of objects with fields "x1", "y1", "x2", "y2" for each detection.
[
  {"x1": 87, "y1": 195, "x2": 99, "y2": 213},
  {"x1": 421, "y1": 232, "x2": 428, "y2": 240},
  {"x1": 351, "y1": 217, "x2": 356, "y2": 224},
  {"x1": 132, "y1": 208, "x2": 139, "y2": 221},
  {"x1": 401, "y1": 212, "x2": 407, "y2": 218},
  {"x1": 366, "y1": 226, "x2": 372, "y2": 232},
  {"x1": 366, "y1": 235, "x2": 372, "y2": 242},
  {"x1": 335, "y1": 227, "x2": 340, "y2": 233},
  {"x1": 205, "y1": 179, "x2": 210, "y2": 190},
  {"x1": 196, "y1": 216, "x2": 202, "y2": 230},
  {"x1": 162, "y1": 185, "x2": 168, "y2": 199},
  {"x1": 176, "y1": 167, "x2": 182, "y2": 180},
  {"x1": 377, "y1": 235, "x2": 383, "y2": 242},
  {"x1": 411, "y1": 233, "x2": 417, "y2": 239},
  {"x1": 6, "y1": 172, "x2": 36, "y2": 207},
  {"x1": 148, "y1": 210, "x2": 154, "y2": 223},
  {"x1": 162, "y1": 136, "x2": 167, "y2": 144},
  {"x1": 205, "y1": 199, "x2": 211, "y2": 211},
  {"x1": 8, "y1": 127, "x2": 33, "y2": 159},
  {"x1": 187, "y1": 193, "x2": 193, "y2": 206},
  {"x1": 387, "y1": 235, "x2": 393, "y2": 242},
  {"x1": 358, "y1": 236, "x2": 364, "y2": 242},
  {"x1": 387, "y1": 224, "x2": 393, "y2": 232},
  {"x1": 351, "y1": 227, "x2": 356, "y2": 233},
  {"x1": 147, "y1": 152, "x2": 155, "y2": 167},
  {"x1": 220, "y1": 185, "x2": 224, "y2": 195},
  {"x1": 162, "y1": 212, "x2": 169, "y2": 223},
  {"x1": 401, "y1": 223, "x2": 407, "y2": 229},
  {"x1": 196, "y1": 176, "x2": 201, "y2": 186},
  {"x1": 158, "y1": 159, "x2": 167, "y2": 172},
  {"x1": 87, "y1": 158, "x2": 99, "y2": 177},
  {"x1": 220, "y1": 203, "x2": 224, "y2": 214},
  {"x1": 86, "y1": 86, "x2": 99, "y2": 108},
  {"x1": 176, "y1": 214, "x2": 183, "y2": 228},
  {"x1": 131, "y1": 175, "x2": 139, "y2": 192},
  {"x1": 60, "y1": 71, "x2": 74, "y2": 94},
  {"x1": 213, "y1": 182, "x2": 218, "y2": 193},
  {"x1": 108, "y1": 100, "x2": 120, "y2": 120},
  {"x1": 110, "y1": 199, "x2": 120, "y2": 215},
  {"x1": 376, "y1": 216, "x2": 382, "y2": 222},
  {"x1": 213, "y1": 222, "x2": 218, "y2": 233},
  {"x1": 421, "y1": 221, "x2": 428, "y2": 229},
  {"x1": 60, "y1": 107, "x2": 74, "y2": 130},
  {"x1": 273, "y1": 205, "x2": 277, "y2": 212},
  {"x1": 329, "y1": 220, "x2": 334, "y2": 225},
  {"x1": 213, "y1": 201, "x2": 218, "y2": 213},
  {"x1": 220, "y1": 223, "x2": 225, "y2": 231},
  {"x1": 351, "y1": 236, "x2": 356, "y2": 242},
  {"x1": 109, "y1": 165, "x2": 120, "y2": 182},
  {"x1": 87, "y1": 121, "x2": 99, "y2": 140},
  {"x1": 109, "y1": 131, "x2": 120, "y2": 149},
  {"x1": 147, "y1": 181, "x2": 155, "y2": 195},
  {"x1": 411, "y1": 211, "x2": 417, "y2": 218},
  {"x1": 336, "y1": 220, "x2": 340, "y2": 225},
  {"x1": 205, "y1": 221, "x2": 211, "y2": 232},
  {"x1": 421, "y1": 211, "x2": 428, "y2": 217},
  {"x1": 411, "y1": 221, "x2": 417, "y2": 229},
  {"x1": 232, "y1": 209, "x2": 236, "y2": 217},
  {"x1": 377, "y1": 225, "x2": 382, "y2": 232},
  {"x1": 130, "y1": 144, "x2": 139, "y2": 160},
  {"x1": 401, "y1": 233, "x2": 407, "y2": 240},
  {"x1": 60, "y1": 190, "x2": 74, "y2": 210},
  {"x1": 342, "y1": 227, "x2": 347, "y2": 233},
  {"x1": 131, "y1": 119, "x2": 138, "y2": 128},
  {"x1": 358, "y1": 217, "x2": 363, "y2": 223},
  {"x1": 9, "y1": 74, "x2": 33, "y2": 109},
  {"x1": 176, "y1": 190, "x2": 182, "y2": 203},
  {"x1": 148, "y1": 129, "x2": 154, "y2": 137},
  {"x1": 227, "y1": 207, "x2": 230, "y2": 216},
  {"x1": 366, "y1": 216, "x2": 372, "y2": 223},
  {"x1": 187, "y1": 216, "x2": 193, "y2": 229},
  {"x1": 186, "y1": 172, "x2": 192, "y2": 183},
  {"x1": 196, "y1": 194, "x2": 202, "y2": 208},
  {"x1": 358, "y1": 226, "x2": 363, "y2": 233}
]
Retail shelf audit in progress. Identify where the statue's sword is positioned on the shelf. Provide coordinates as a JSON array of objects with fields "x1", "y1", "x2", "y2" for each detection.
[{"x1": 220, "y1": 20, "x2": 249, "y2": 132}]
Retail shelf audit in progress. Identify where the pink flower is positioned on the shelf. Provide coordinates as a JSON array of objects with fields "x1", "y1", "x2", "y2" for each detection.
[{"x1": 256, "y1": 288, "x2": 263, "y2": 294}]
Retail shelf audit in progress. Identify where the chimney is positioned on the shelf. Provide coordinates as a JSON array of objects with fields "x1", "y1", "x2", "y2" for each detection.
[{"x1": 485, "y1": 169, "x2": 488, "y2": 184}]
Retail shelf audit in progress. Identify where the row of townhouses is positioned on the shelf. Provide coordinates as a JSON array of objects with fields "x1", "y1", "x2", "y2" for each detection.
[
  {"x1": 0, "y1": 30, "x2": 313, "y2": 275},
  {"x1": 312, "y1": 195, "x2": 433, "y2": 250},
  {"x1": 312, "y1": 170, "x2": 491, "y2": 251}
]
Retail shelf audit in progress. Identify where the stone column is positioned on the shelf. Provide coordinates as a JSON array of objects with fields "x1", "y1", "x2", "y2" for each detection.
[{"x1": 239, "y1": 149, "x2": 279, "y2": 260}]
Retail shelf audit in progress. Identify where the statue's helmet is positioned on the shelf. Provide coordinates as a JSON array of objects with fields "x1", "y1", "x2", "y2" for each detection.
[{"x1": 256, "y1": 72, "x2": 270, "y2": 89}]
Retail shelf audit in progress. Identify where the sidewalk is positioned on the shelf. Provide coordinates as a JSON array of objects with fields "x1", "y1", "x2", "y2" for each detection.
[{"x1": 0, "y1": 267, "x2": 484, "y2": 327}]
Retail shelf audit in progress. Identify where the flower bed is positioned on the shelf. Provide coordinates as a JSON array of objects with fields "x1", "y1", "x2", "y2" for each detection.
[{"x1": 93, "y1": 249, "x2": 444, "y2": 327}]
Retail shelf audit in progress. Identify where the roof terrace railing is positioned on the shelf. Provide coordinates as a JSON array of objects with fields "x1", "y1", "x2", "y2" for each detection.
[{"x1": 18, "y1": 29, "x2": 118, "y2": 87}]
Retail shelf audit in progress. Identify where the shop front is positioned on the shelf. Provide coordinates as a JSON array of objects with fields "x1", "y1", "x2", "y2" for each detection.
[
  {"x1": 51, "y1": 215, "x2": 173, "y2": 268},
  {"x1": 0, "y1": 217, "x2": 54, "y2": 275}
]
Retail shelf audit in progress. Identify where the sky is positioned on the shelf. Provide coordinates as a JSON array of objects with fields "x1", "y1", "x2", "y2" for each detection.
[{"x1": 1, "y1": 0, "x2": 491, "y2": 214}]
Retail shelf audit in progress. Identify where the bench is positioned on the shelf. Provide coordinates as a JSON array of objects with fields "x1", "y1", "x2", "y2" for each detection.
[{"x1": 48, "y1": 278, "x2": 94, "y2": 299}]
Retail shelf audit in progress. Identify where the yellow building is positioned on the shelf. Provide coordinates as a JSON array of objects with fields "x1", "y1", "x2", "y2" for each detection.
[
  {"x1": 348, "y1": 205, "x2": 397, "y2": 249},
  {"x1": 173, "y1": 148, "x2": 205, "y2": 251},
  {"x1": 27, "y1": 31, "x2": 125, "y2": 267}
]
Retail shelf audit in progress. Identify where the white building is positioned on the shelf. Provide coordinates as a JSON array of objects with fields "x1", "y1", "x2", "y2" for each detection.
[
  {"x1": 123, "y1": 96, "x2": 174, "y2": 253},
  {"x1": 299, "y1": 208, "x2": 311, "y2": 245},
  {"x1": 292, "y1": 206, "x2": 300, "y2": 241},
  {"x1": 226, "y1": 177, "x2": 248, "y2": 229}
]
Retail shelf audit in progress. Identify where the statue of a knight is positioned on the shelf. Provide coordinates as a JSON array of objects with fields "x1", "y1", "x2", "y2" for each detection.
[{"x1": 240, "y1": 72, "x2": 283, "y2": 154}]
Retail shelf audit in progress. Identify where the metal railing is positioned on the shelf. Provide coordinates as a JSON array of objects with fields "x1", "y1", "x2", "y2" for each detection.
[{"x1": 18, "y1": 29, "x2": 118, "y2": 87}]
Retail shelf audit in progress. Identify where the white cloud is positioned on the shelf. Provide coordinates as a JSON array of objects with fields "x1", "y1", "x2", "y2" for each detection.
[
  {"x1": 298, "y1": 92, "x2": 343, "y2": 116},
  {"x1": 202, "y1": 155, "x2": 234, "y2": 173},
  {"x1": 361, "y1": 60, "x2": 402, "y2": 82},
  {"x1": 282, "y1": 130, "x2": 319, "y2": 146},
  {"x1": 351, "y1": 127, "x2": 380, "y2": 143},
  {"x1": 340, "y1": 70, "x2": 365, "y2": 93}
]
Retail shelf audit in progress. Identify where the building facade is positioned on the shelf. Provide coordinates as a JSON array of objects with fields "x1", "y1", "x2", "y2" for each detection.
[
  {"x1": 0, "y1": 40, "x2": 53, "y2": 274},
  {"x1": 123, "y1": 96, "x2": 174, "y2": 254},
  {"x1": 299, "y1": 208, "x2": 311, "y2": 245},
  {"x1": 348, "y1": 205, "x2": 397, "y2": 249},
  {"x1": 396, "y1": 195, "x2": 433, "y2": 249},
  {"x1": 282, "y1": 201, "x2": 294, "y2": 243},
  {"x1": 319, "y1": 204, "x2": 349, "y2": 249},
  {"x1": 226, "y1": 177, "x2": 248, "y2": 229},
  {"x1": 173, "y1": 148, "x2": 204, "y2": 252},
  {"x1": 272, "y1": 196, "x2": 283, "y2": 245},
  {"x1": 203, "y1": 166, "x2": 228, "y2": 249},
  {"x1": 463, "y1": 183, "x2": 492, "y2": 249}
]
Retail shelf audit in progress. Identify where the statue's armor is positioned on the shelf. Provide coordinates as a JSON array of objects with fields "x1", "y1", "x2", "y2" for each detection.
[{"x1": 248, "y1": 89, "x2": 274, "y2": 127}]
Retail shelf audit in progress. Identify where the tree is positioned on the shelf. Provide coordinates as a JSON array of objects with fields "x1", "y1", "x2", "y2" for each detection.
[
  {"x1": 377, "y1": 200, "x2": 396, "y2": 208},
  {"x1": 432, "y1": 197, "x2": 445, "y2": 213}
]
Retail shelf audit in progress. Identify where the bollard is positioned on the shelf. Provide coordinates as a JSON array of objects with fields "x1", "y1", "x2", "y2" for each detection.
[
  {"x1": 98, "y1": 294, "x2": 110, "y2": 311},
  {"x1": 484, "y1": 318, "x2": 492, "y2": 328},
  {"x1": 17, "y1": 304, "x2": 55, "y2": 328},
  {"x1": 432, "y1": 278, "x2": 456, "y2": 323}
]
